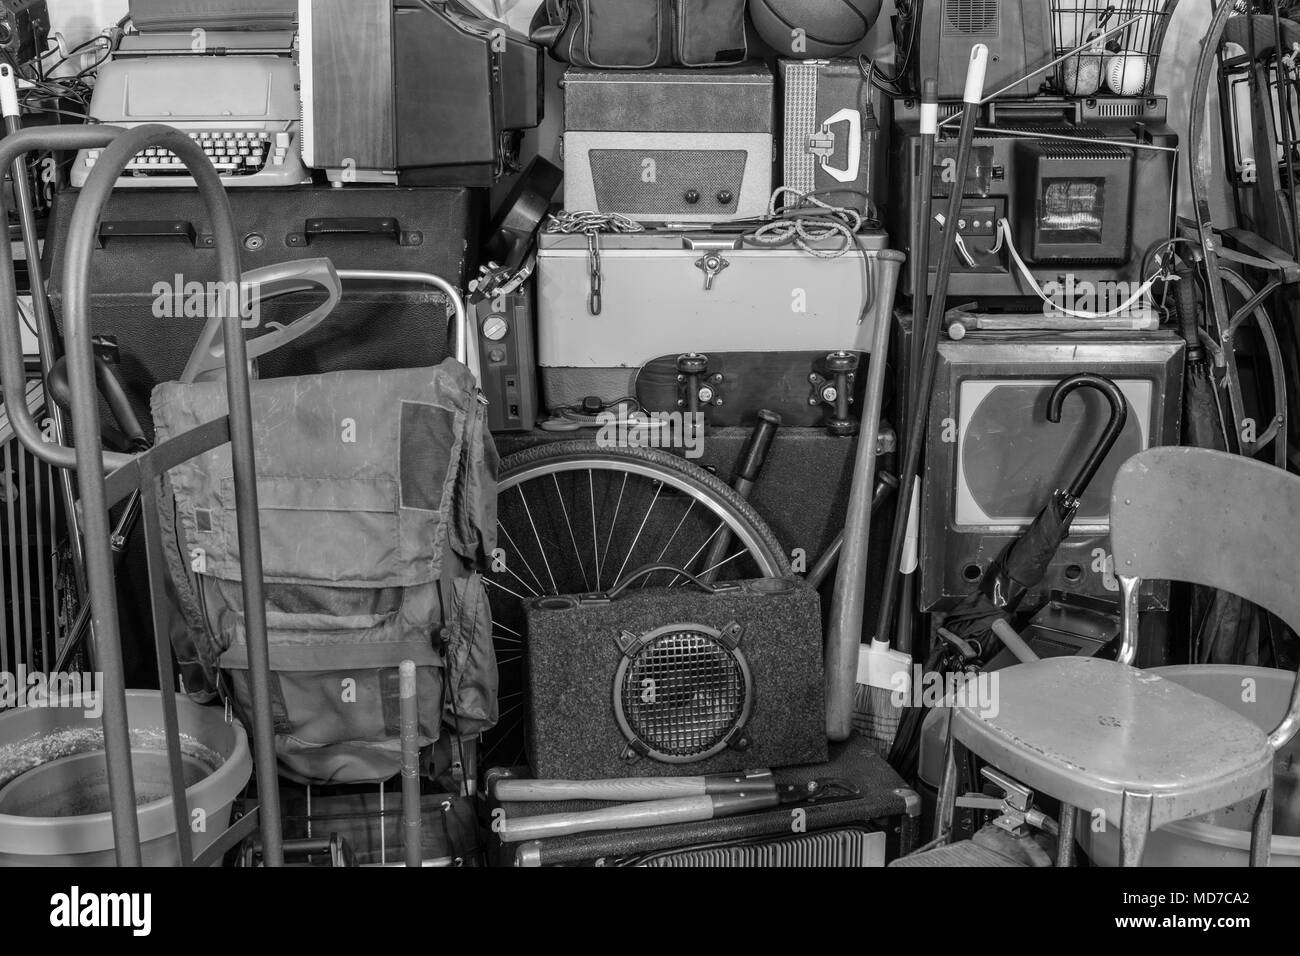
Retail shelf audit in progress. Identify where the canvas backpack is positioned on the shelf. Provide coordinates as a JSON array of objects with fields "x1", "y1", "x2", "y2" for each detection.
[{"x1": 152, "y1": 359, "x2": 498, "y2": 784}]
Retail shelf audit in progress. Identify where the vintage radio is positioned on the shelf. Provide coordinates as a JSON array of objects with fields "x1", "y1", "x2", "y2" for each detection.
[
  {"x1": 523, "y1": 574, "x2": 826, "y2": 779},
  {"x1": 561, "y1": 64, "x2": 774, "y2": 223},
  {"x1": 890, "y1": 96, "x2": 1178, "y2": 305},
  {"x1": 917, "y1": 330, "x2": 1183, "y2": 612},
  {"x1": 779, "y1": 58, "x2": 889, "y2": 217}
]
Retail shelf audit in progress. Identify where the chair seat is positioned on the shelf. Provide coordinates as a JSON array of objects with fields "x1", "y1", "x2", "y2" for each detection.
[{"x1": 952, "y1": 657, "x2": 1274, "y2": 829}]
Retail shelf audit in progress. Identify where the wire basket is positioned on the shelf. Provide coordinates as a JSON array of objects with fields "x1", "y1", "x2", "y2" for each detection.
[{"x1": 1050, "y1": 0, "x2": 1178, "y2": 97}]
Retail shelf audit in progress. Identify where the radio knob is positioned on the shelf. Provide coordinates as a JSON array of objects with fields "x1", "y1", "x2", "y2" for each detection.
[
  {"x1": 684, "y1": 190, "x2": 701, "y2": 204},
  {"x1": 481, "y1": 315, "x2": 509, "y2": 342},
  {"x1": 717, "y1": 190, "x2": 734, "y2": 205}
]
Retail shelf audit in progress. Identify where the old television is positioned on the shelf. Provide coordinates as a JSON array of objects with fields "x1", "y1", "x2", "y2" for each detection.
[
  {"x1": 918, "y1": 332, "x2": 1184, "y2": 612},
  {"x1": 890, "y1": 96, "x2": 1178, "y2": 306}
]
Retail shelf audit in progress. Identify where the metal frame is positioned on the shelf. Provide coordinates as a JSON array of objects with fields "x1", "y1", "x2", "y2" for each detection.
[{"x1": 0, "y1": 123, "x2": 283, "y2": 866}]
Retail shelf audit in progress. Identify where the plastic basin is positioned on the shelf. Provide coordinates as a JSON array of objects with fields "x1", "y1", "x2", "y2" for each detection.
[{"x1": 0, "y1": 690, "x2": 251, "y2": 866}]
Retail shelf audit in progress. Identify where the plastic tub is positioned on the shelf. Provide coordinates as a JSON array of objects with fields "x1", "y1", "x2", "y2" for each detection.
[
  {"x1": 0, "y1": 690, "x2": 251, "y2": 866},
  {"x1": 1081, "y1": 665, "x2": 1300, "y2": 867}
]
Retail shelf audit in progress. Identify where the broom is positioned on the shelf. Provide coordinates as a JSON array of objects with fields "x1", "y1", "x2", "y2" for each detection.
[{"x1": 853, "y1": 48, "x2": 987, "y2": 753}]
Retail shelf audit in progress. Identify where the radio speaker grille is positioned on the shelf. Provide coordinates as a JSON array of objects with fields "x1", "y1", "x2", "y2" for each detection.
[{"x1": 589, "y1": 149, "x2": 745, "y2": 217}]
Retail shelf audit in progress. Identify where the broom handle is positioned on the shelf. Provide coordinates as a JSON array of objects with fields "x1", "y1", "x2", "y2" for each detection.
[
  {"x1": 497, "y1": 792, "x2": 779, "y2": 843},
  {"x1": 823, "y1": 247, "x2": 896, "y2": 740},
  {"x1": 875, "y1": 47, "x2": 988, "y2": 661},
  {"x1": 494, "y1": 771, "x2": 773, "y2": 803}
]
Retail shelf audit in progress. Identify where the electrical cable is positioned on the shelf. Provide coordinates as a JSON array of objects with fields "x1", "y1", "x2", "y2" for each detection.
[
  {"x1": 994, "y1": 217, "x2": 1166, "y2": 319},
  {"x1": 741, "y1": 188, "x2": 877, "y2": 320}
]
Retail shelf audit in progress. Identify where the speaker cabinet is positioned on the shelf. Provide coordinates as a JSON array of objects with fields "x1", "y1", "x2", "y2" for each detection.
[
  {"x1": 524, "y1": 576, "x2": 826, "y2": 779},
  {"x1": 919, "y1": 332, "x2": 1184, "y2": 613}
]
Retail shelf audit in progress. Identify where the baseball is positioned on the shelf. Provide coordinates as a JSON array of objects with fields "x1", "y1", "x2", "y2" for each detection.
[
  {"x1": 1105, "y1": 51, "x2": 1149, "y2": 96},
  {"x1": 1062, "y1": 55, "x2": 1103, "y2": 96}
]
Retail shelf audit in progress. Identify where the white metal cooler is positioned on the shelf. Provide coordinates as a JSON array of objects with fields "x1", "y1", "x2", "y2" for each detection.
[{"x1": 535, "y1": 228, "x2": 904, "y2": 411}]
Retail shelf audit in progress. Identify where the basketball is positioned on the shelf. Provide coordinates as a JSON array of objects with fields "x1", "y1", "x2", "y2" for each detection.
[{"x1": 749, "y1": 0, "x2": 884, "y2": 59}]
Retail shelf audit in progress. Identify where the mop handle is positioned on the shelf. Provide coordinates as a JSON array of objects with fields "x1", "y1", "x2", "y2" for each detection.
[{"x1": 876, "y1": 46, "x2": 988, "y2": 655}]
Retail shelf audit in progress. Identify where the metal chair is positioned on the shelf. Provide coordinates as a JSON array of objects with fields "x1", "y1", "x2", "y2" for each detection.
[{"x1": 935, "y1": 446, "x2": 1300, "y2": 866}]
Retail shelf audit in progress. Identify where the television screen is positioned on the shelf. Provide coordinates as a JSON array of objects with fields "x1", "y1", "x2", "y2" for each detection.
[{"x1": 953, "y1": 377, "x2": 1152, "y2": 529}]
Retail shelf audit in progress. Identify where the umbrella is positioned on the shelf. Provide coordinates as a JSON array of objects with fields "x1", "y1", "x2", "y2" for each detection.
[{"x1": 888, "y1": 373, "x2": 1128, "y2": 771}]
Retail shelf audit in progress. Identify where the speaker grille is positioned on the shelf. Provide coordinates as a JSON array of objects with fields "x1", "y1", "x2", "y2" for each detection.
[
  {"x1": 615, "y1": 628, "x2": 749, "y2": 761},
  {"x1": 942, "y1": 0, "x2": 1000, "y2": 37},
  {"x1": 589, "y1": 150, "x2": 745, "y2": 217}
]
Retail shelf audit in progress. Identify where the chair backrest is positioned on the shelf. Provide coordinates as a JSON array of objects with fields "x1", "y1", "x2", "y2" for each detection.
[{"x1": 1111, "y1": 446, "x2": 1300, "y2": 750}]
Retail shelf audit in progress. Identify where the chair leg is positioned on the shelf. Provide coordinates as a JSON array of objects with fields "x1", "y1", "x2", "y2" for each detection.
[
  {"x1": 1249, "y1": 787, "x2": 1274, "y2": 868},
  {"x1": 1056, "y1": 804, "x2": 1077, "y2": 868},
  {"x1": 934, "y1": 736, "x2": 959, "y2": 844},
  {"x1": 1119, "y1": 791, "x2": 1153, "y2": 867}
]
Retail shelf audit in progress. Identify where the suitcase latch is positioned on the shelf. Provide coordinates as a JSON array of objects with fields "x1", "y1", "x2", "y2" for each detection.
[{"x1": 694, "y1": 252, "x2": 730, "y2": 291}]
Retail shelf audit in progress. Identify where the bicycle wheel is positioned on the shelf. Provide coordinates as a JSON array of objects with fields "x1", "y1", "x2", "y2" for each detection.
[{"x1": 481, "y1": 440, "x2": 792, "y2": 771}]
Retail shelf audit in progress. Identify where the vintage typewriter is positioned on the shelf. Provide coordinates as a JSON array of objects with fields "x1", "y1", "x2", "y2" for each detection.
[{"x1": 70, "y1": 53, "x2": 310, "y2": 189}]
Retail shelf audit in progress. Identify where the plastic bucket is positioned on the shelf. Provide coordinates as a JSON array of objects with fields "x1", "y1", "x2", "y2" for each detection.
[
  {"x1": 1081, "y1": 665, "x2": 1300, "y2": 866},
  {"x1": 0, "y1": 690, "x2": 251, "y2": 866}
]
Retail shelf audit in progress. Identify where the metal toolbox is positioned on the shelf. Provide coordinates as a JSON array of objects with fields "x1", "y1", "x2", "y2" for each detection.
[{"x1": 535, "y1": 228, "x2": 903, "y2": 414}]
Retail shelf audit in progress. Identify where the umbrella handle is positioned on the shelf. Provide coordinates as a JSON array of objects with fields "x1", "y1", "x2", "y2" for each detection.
[{"x1": 1047, "y1": 373, "x2": 1129, "y2": 501}]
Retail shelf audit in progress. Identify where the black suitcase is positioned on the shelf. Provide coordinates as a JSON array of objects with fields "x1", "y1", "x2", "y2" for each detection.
[{"x1": 45, "y1": 185, "x2": 482, "y2": 432}]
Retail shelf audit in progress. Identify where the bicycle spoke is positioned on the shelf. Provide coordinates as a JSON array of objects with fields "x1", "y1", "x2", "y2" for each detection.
[
  {"x1": 485, "y1": 576, "x2": 527, "y2": 602},
  {"x1": 553, "y1": 472, "x2": 590, "y2": 592},
  {"x1": 493, "y1": 620, "x2": 522, "y2": 638},
  {"x1": 698, "y1": 548, "x2": 748, "y2": 580},
  {"x1": 597, "y1": 472, "x2": 629, "y2": 589},
  {"x1": 612, "y1": 481, "x2": 663, "y2": 587},
  {"x1": 588, "y1": 469, "x2": 600, "y2": 591},
  {"x1": 518, "y1": 484, "x2": 559, "y2": 595},
  {"x1": 670, "y1": 521, "x2": 726, "y2": 586},
  {"x1": 646, "y1": 496, "x2": 697, "y2": 588},
  {"x1": 496, "y1": 520, "x2": 547, "y2": 597}
]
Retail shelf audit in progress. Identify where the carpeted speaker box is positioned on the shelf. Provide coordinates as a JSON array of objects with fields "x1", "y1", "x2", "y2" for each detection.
[{"x1": 524, "y1": 575, "x2": 827, "y2": 779}]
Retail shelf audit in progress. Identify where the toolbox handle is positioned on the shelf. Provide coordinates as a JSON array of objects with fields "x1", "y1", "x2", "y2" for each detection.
[
  {"x1": 96, "y1": 219, "x2": 209, "y2": 248},
  {"x1": 291, "y1": 216, "x2": 422, "y2": 247},
  {"x1": 681, "y1": 235, "x2": 743, "y2": 251}
]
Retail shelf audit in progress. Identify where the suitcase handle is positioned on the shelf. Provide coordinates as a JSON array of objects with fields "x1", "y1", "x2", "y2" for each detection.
[
  {"x1": 96, "y1": 219, "x2": 209, "y2": 248},
  {"x1": 290, "y1": 217, "x2": 421, "y2": 247}
]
